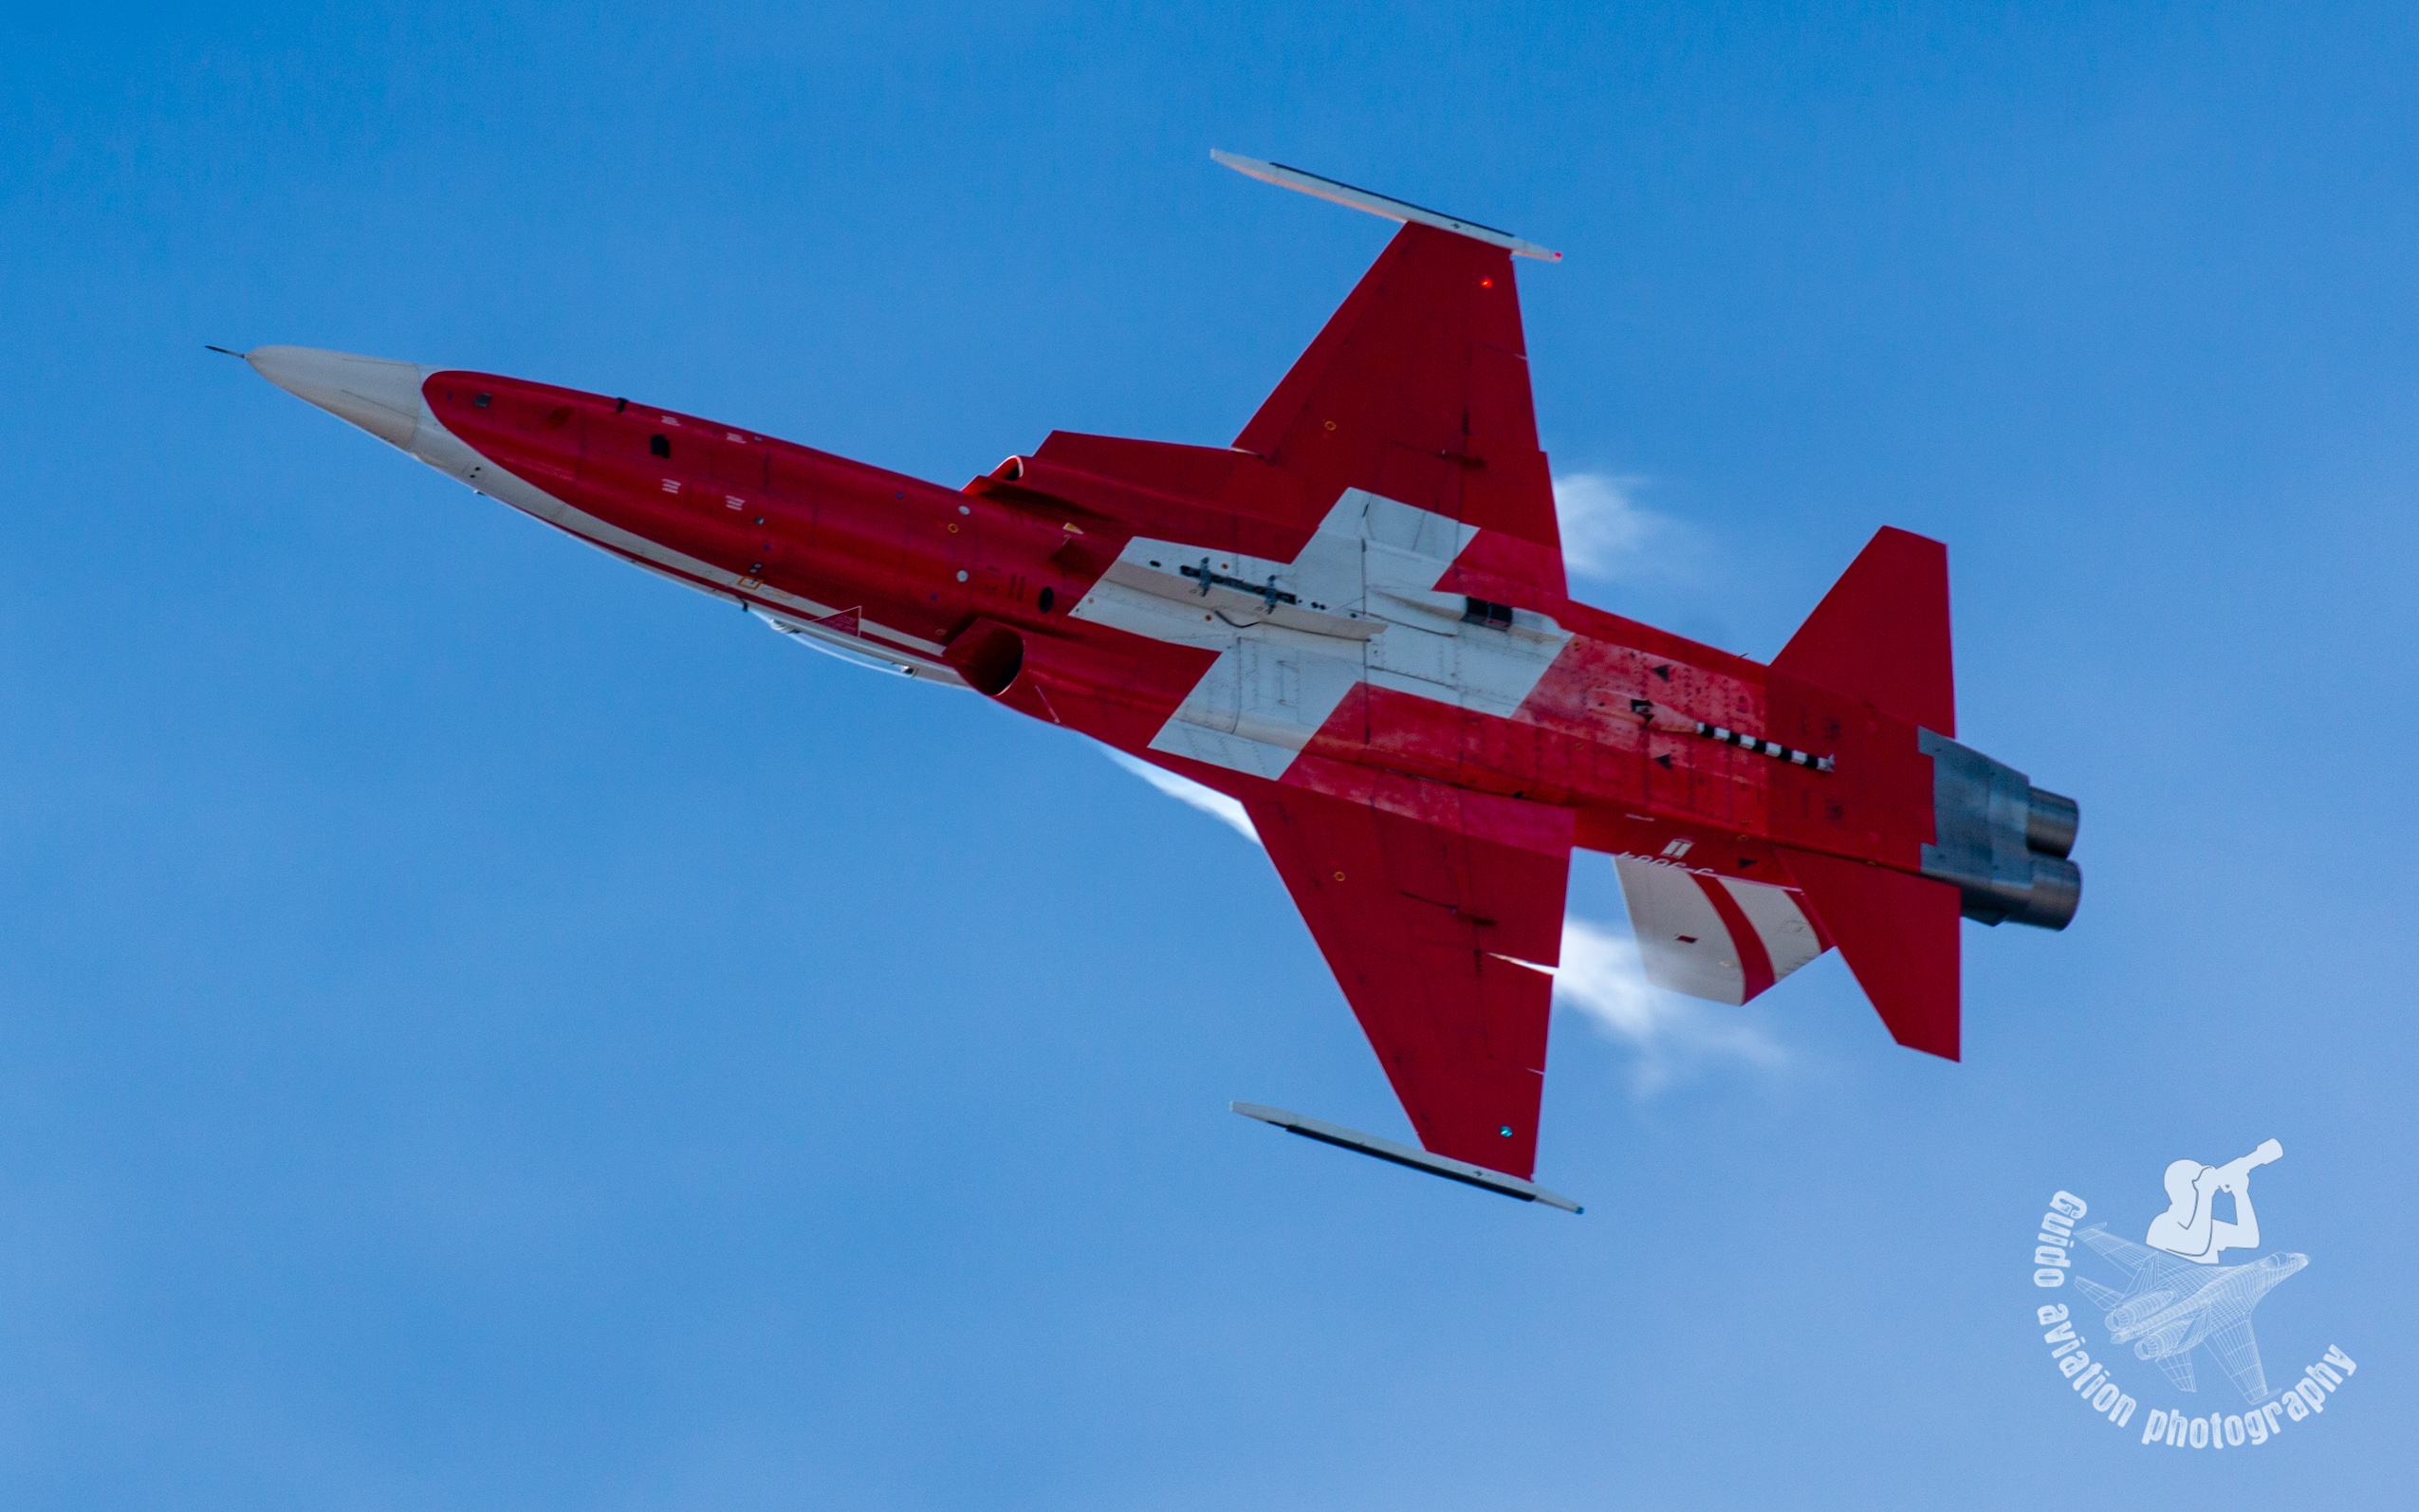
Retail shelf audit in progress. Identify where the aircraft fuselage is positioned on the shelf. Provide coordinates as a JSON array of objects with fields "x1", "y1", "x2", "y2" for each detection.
[{"x1": 433, "y1": 372, "x2": 1891, "y2": 872}]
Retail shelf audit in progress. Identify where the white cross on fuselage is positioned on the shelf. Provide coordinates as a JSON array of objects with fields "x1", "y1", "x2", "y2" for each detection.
[{"x1": 1066, "y1": 489, "x2": 1576, "y2": 782}]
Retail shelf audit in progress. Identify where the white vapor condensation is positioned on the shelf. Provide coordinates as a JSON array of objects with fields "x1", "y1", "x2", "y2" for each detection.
[
  {"x1": 1551, "y1": 917, "x2": 1787, "y2": 1094},
  {"x1": 1553, "y1": 472, "x2": 1674, "y2": 581},
  {"x1": 1103, "y1": 747, "x2": 1261, "y2": 843}
]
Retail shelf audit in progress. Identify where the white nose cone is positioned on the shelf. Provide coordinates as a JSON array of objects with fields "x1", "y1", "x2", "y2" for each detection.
[{"x1": 246, "y1": 345, "x2": 432, "y2": 449}]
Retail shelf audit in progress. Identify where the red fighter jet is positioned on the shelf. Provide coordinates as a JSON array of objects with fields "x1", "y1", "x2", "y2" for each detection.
[{"x1": 231, "y1": 154, "x2": 2078, "y2": 1212}]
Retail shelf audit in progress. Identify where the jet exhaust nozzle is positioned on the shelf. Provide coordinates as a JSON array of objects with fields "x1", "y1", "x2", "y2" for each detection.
[
  {"x1": 1916, "y1": 730, "x2": 2083, "y2": 931},
  {"x1": 2024, "y1": 787, "x2": 2079, "y2": 859},
  {"x1": 2017, "y1": 853, "x2": 2082, "y2": 931}
]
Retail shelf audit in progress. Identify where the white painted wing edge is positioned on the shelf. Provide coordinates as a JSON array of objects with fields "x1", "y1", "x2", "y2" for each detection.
[{"x1": 1211, "y1": 150, "x2": 1562, "y2": 262}]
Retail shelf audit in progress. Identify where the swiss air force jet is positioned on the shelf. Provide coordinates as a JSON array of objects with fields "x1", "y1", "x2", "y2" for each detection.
[{"x1": 223, "y1": 154, "x2": 2083, "y2": 1209}]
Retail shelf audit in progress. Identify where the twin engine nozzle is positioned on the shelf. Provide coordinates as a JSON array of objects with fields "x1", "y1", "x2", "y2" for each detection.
[{"x1": 1917, "y1": 730, "x2": 2082, "y2": 931}]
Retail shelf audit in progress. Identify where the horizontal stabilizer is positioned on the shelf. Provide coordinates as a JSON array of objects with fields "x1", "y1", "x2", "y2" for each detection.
[
  {"x1": 1773, "y1": 526, "x2": 1955, "y2": 736},
  {"x1": 1777, "y1": 847, "x2": 1964, "y2": 1059},
  {"x1": 1231, "y1": 1103, "x2": 1581, "y2": 1212}
]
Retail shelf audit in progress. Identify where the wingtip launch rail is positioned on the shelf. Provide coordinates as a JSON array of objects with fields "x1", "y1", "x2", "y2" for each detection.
[
  {"x1": 1210, "y1": 149, "x2": 1563, "y2": 262},
  {"x1": 1231, "y1": 1102, "x2": 1583, "y2": 1213}
]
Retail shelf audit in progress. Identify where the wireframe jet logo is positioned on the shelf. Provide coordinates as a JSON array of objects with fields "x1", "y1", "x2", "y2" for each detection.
[
  {"x1": 2024, "y1": 1138, "x2": 2360, "y2": 1450},
  {"x1": 2080, "y1": 1138, "x2": 2300, "y2": 1401}
]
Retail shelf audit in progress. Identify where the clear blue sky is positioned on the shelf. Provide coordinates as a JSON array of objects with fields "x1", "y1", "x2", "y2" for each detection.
[{"x1": 4, "y1": 4, "x2": 2413, "y2": 1506}]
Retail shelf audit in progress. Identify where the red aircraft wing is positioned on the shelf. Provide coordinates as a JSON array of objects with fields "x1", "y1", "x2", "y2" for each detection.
[
  {"x1": 1146, "y1": 215, "x2": 1578, "y2": 1179},
  {"x1": 1024, "y1": 218, "x2": 1567, "y2": 603},
  {"x1": 1235, "y1": 220, "x2": 1567, "y2": 598},
  {"x1": 1242, "y1": 768, "x2": 1573, "y2": 1179}
]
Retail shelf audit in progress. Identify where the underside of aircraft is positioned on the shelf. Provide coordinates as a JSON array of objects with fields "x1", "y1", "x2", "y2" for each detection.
[{"x1": 227, "y1": 153, "x2": 2081, "y2": 1210}]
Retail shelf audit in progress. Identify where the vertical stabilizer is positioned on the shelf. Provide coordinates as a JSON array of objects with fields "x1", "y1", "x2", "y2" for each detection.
[{"x1": 1773, "y1": 527, "x2": 1955, "y2": 736}]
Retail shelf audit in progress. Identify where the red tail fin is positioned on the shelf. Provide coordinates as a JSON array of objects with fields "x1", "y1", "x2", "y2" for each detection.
[
  {"x1": 1773, "y1": 527, "x2": 1955, "y2": 736},
  {"x1": 1777, "y1": 846, "x2": 1964, "y2": 1060}
]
